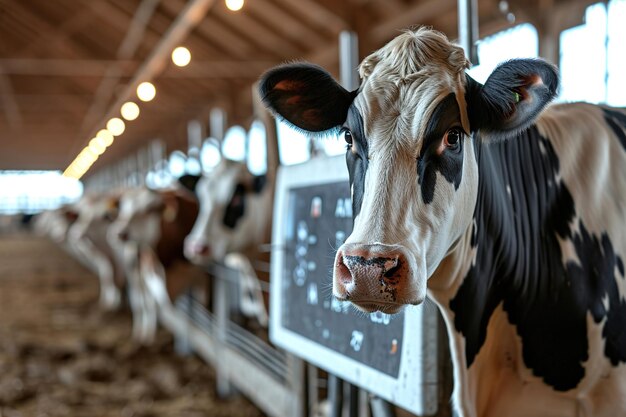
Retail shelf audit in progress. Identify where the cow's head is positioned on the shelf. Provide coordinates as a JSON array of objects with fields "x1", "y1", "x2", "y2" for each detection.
[
  {"x1": 112, "y1": 188, "x2": 168, "y2": 246},
  {"x1": 69, "y1": 195, "x2": 120, "y2": 242},
  {"x1": 260, "y1": 28, "x2": 558, "y2": 313},
  {"x1": 184, "y1": 158, "x2": 268, "y2": 265}
]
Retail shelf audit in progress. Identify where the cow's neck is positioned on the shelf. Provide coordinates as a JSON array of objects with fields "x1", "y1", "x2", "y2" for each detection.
[{"x1": 431, "y1": 122, "x2": 626, "y2": 405}]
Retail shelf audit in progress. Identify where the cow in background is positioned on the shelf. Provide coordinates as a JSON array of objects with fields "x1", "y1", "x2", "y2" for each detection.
[
  {"x1": 111, "y1": 180, "x2": 203, "y2": 343},
  {"x1": 184, "y1": 158, "x2": 274, "y2": 327},
  {"x1": 260, "y1": 27, "x2": 626, "y2": 417},
  {"x1": 68, "y1": 194, "x2": 124, "y2": 310}
]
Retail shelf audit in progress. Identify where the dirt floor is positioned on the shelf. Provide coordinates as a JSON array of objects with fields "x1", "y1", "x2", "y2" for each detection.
[{"x1": 0, "y1": 233, "x2": 265, "y2": 417}]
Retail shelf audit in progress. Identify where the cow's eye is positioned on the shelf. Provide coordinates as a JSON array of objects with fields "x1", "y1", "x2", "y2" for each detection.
[
  {"x1": 342, "y1": 129, "x2": 353, "y2": 146},
  {"x1": 444, "y1": 128, "x2": 462, "y2": 148}
]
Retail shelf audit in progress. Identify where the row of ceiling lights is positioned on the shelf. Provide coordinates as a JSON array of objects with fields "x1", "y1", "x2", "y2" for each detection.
[
  {"x1": 62, "y1": 47, "x2": 191, "y2": 180},
  {"x1": 63, "y1": 0, "x2": 245, "y2": 180}
]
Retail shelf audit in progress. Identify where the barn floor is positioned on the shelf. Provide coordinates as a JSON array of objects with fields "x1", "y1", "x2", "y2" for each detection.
[{"x1": 0, "y1": 233, "x2": 265, "y2": 417}]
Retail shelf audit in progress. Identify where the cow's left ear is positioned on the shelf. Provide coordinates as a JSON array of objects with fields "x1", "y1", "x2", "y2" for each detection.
[
  {"x1": 259, "y1": 63, "x2": 357, "y2": 134},
  {"x1": 466, "y1": 59, "x2": 559, "y2": 141}
]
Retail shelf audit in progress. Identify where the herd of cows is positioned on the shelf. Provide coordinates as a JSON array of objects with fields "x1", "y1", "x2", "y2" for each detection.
[
  {"x1": 30, "y1": 28, "x2": 626, "y2": 417},
  {"x1": 35, "y1": 157, "x2": 271, "y2": 345}
]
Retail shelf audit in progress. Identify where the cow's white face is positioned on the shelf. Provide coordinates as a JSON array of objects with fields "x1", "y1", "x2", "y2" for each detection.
[
  {"x1": 335, "y1": 82, "x2": 479, "y2": 312},
  {"x1": 260, "y1": 28, "x2": 558, "y2": 313},
  {"x1": 184, "y1": 159, "x2": 266, "y2": 265},
  {"x1": 112, "y1": 188, "x2": 163, "y2": 247}
]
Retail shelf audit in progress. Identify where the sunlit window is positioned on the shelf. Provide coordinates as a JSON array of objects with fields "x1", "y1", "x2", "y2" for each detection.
[
  {"x1": 168, "y1": 151, "x2": 187, "y2": 177},
  {"x1": 467, "y1": 23, "x2": 539, "y2": 84},
  {"x1": 247, "y1": 120, "x2": 267, "y2": 175},
  {"x1": 222, "y1": 125, "x2": 247, "y2": 161},
  {"x1": 200, "y1": 138, "x2": 222, "y2": 172},
  {"x1": 0, "y1": 171, "x2": 83, "y2": 214},
  {"x1": 277, "y1": 121, "x2": 310, "y2": 165},
  {"x1": 560, "y1": 1, "x2": 626, "y2": 106}
]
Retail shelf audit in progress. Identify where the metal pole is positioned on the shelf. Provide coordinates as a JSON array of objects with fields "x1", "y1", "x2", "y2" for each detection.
[
  {"x1": 347, "y1": 383, "x2": 359, "y2": 417},
  {"x1": 328, "y1": 375, "x2": 343, "y2": 417},
  {"x1": 210, "y1": 108, "x2": 226, "y2": 144},
  {"x1": 339, "y1": 31, "x2": 359, "y2": 91},
  {"x1": 458, "y1": 0, "x2": 480, "y2": 65},
  {"x1": 370, "y1": 395, "x2": 396, "y2": 417}
]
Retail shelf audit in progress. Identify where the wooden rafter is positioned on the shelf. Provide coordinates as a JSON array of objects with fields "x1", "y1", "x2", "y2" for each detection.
[
  {"x1": 79, "y1": 0, "x2": 162, "y2": 138},
  {"x1": 369, "y1": 0, "x2": 457, "y2": 43},
  {"x1": 214, "y1": 6, "x2": 303, "y2": 58},
  {"x1": 245, "y1": 0, "x2": 328, "y2": 50},
  {"x1": 0, "y1": 70, "x2": 22, "y2": 131}
]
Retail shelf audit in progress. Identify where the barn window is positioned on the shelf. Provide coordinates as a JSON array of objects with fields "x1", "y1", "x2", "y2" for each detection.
[
  {"x1": 222, "y1": 125, "x2": 247, "y2": 161},
  {"x1": 277, "y1": 121, "x2": 311, "y2": 166},
  {"x1": 559, "y1": 1, "x2": 626, "y2": 106},
  {"x1": 168, "y1": 151, "x2": 187, "y2": 177},
  {"x1": 467, "y1": 23, "x2": 539, "y2": 84},
  {"x1": 0, "y1": 171, "x2": 82, "y2": 215},
  {"x1": 247, "y1": 120, "x2": 267, "y2": 175},
  {"x1": 200, "y1": 138, "x2": 222, "y2": 172}
]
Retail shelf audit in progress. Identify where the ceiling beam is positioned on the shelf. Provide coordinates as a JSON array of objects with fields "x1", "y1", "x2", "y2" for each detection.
[
  {"x1": 0, "y1": 70, "x2": 22, "y2": 131},
  {"x1": 79, "y1": 0, "x2": 162, "y2": 138},
  {"x1": 275, "y1": 0, "x2": 349, "y2": 35},
  {"x1": 0, "y1": 58, "x2": 136, "y2": 76},
  {"x1": 70, "y1": 0, "x2": 217, "y2": 162},
  {"x1": 369, "y1": 0, "x2": 457, "y2": 43},
  {"x1": 245, "y1": 0, "x2": 328, "y2": 50},
  {"x1": 21, "y1": 6, "x2": 95, "y2": 54},
  {"x1": 215, "y1": 7, "x2": 302, "y2": 58},
  {"x1": 161, "y1": 60, "x2": 279, "y2": 78}
]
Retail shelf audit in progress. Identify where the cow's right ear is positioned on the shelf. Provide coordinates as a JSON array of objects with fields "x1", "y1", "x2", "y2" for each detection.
[
  {"x1": 259, "y1": 63, "x2": 356, "y2": 133},
  {"x1": 465, "y1": 59, "x2": 559, "y2": 141}
]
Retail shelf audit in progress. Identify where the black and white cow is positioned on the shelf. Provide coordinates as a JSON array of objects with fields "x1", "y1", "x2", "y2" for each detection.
[
  {"x1": 184, "y1": 158, "x2": 273, "y2": 326},
  {"x1": 260, "y1": 28, "x2": 626, "y2": 417}
]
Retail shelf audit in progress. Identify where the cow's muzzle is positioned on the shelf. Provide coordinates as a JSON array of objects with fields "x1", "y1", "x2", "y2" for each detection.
[
  {"x1": 333, "y1": 243, "x2": 424, "y2": 314},
  {"x1": 183, "y1": 237, "x2": 212, "y2": 265}
]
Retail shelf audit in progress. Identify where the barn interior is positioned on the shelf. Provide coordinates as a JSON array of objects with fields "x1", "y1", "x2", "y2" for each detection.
[{"x1": 1, "y1": 0, "x2": 624, "y2": 416}]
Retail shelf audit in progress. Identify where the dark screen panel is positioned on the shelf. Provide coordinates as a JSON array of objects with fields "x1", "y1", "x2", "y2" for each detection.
[{"x1": 281, "y1": 181, "x2": 405, "y2": 377}]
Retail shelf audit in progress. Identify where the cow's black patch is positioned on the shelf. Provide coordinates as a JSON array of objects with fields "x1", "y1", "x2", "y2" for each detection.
[
  {"x1": 450, "y1": 126, "x2": 626, "y2": 391},
  {"x1": 344, "y1": 107, "x2": 368, "y2": 219},
  {"x1": 253, "y1": 175, "x2": 267, "y2": 193},
  {"x1": 602, "y1": 108, "x2": 626, "y2": 151},
  {"x1": 223, "y1": 184, "x2": 246, "y2": 229},
  {"x1": 417, "y1": 93, "x2": 464, "y2": 204}
]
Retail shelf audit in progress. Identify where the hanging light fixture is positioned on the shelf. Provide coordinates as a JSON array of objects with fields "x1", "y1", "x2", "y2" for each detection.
[{"x1": 137, "y1": 81, "x2": 156, "y2": 102}]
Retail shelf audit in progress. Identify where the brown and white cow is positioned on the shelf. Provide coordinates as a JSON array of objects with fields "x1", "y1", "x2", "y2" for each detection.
[
  {"x1": 111, "y1": 182, "x2": 202, "y2": 343},
  {"x1": 68, "y1": 194, "x2": 124, "y2": 310},
  {"x1": 260, "y1": 28, "x2": 626, "y2": 417}
]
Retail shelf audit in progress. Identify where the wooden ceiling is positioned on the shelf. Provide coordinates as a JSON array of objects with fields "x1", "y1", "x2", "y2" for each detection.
[{"x1": 0, "y1": 0, "x2": 589, "y2": 173}]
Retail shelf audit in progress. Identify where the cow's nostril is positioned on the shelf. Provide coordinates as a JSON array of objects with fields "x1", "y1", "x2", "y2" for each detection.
[
  {"x1": 118, "y1": 231, "x2": 129, "y2": 241},
  {"x1": 198, "y1": 244, "x2": 210, "y2": 256},
  {"x1": 384, "y1": 260, "x2": 401, "y2": 278},
  {"x1": 336, "y1": 252, "x2": 353, "y2": 285}
]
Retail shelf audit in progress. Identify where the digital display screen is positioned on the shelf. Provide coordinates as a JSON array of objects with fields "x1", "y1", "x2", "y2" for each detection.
[{"x1": 281, "y1": 181, "x2": 405, "y2": 377}]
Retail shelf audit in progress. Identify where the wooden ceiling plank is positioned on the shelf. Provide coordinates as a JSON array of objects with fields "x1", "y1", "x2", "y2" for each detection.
[
  {"x1": 215, "y1": 9, "x2": 302, "y2": 58},
  {"x1": 22, "y1": 6, "x2": 95, "y2": 54},
  {"x1": 161, "y1": 0, "x2": 253, "y2": 58},
  {"x1": 0, "y1": 71, "x2": 22, "y2": 131},
  {"x1": 160, "y1": 60, "x2": 278, "y2": 78},
  {"x1": 79, "y1": 0, "x2": 162, "y2": 138},
  {"x1": 0, "y1": 58, "x2": 136, "y2": 77},
  {"x1": 246, "y1": 0, "x2": 327, "y2": 50},
  {"x1": 370, "y1": 0, "x2": 457, "y2": 43},
  {"x1": 274, "y1": 0, "x2": 349, "y2": 35}
]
